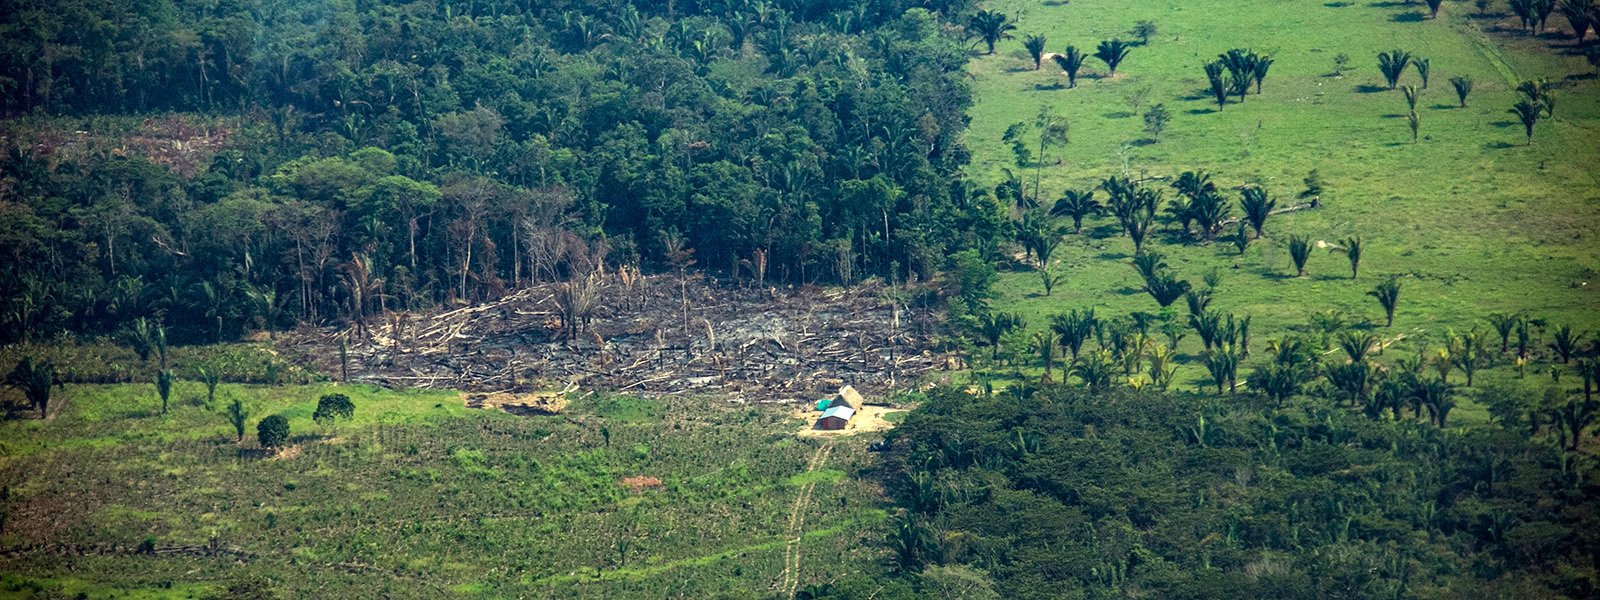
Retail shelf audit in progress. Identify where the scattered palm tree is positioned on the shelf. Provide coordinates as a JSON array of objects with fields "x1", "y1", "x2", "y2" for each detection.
[
  {"x1": 1204, "y1": 61, "x2": 1229, "y2": 110},
  {"x1": 1071, "y1": 350, "x2": 1116, "y2": 389},
  {"x1": 1054, "y1": 46, "x2": 1086, "y2": 87},
  {"x1": 1331, "y1": 236, "x2": 1364, "y2": 279},
  {"x1": 1040, "y1": 270, "x2": 1068, "y2": 296},
  {"x1": 5, "y1": 357, "x2": 58, "y2": 418},
  {"x1": 1034, "y1": 331, "x2": 1058, "y2": 382},
  {"x1": 1126, "y1": 211, "x2": 1155, "y2": 254},
  {"x1": 156, "y1": 369, "x2": 174, "y2": 416},
  {"x1": 1131, "y1": 251, "x2": 1169, "y2": 283},
  {"x1": 1487, "y1": 313, "x2": 1521, "y2": 352},
  {"x1": 196, "y1": 367, "x2": 220, "y2": 407},
  {"x1": 1452, "y1": 330, "x2": 1490, "y2": 387},
  {"x1": 1509, "y1": 98, "x2": 1542, "y2": 145},
  {"x1": 1407, "y1": 109, "x2": 1421, "y2": 143},
  {"x1": 1024, "y1": 34, "x2": 1047, "y2": 69},
  {"x1": 968, "y1": 10, "x2": 1016, "y2": 55},
  {"x1": 1368, "y1": 278, "x2": 1402, "y2": 327},
  {"x1": 1204, "y1": 348, "x2": 1239, "y2": 394},
  {"x1": 1377, "y1": 49, "x2": 1413, "y2": 89},
  {"x1": 1051, "y1": 309, "x2": 1097, "y2": 360},
  {"x1": 1339, "y1": 331, "x2": 1381, "y2": 363},
  {"x1": 1095, "y1": 39, "x2": 1132, "y2": 75},
  {"x1": 1287, "y1": 235, "x2": 1312, "y2": 277},
  {"x1": 1217, "y1": 49, "x2": 1258, "y2": 102},
  {"x1": 1239, "y1": 187, "x2": 1275, "y2": 238},
  {"x1": 1450, "y1": 75, "x2": 1473, "y2": 108},
  {"x1": 226, "y1": 396, "x2": 250, "y2": 442},
  {"x1": 1142, "y1": 272, "x2": 1191, "y2": 308},
  {"x1": 1050, "y1": 189, "x2": 1101, "y2": 233},
  {"x1": 1415, "y1": 58, "x2": 1432, "y2": 88},
  {"x1": 1550, "y1": 324, "x2": 1581, "y2": 363},
  {"x1": 1232, "y1": 223, "x2": 1252, "y2": 255},
  {"x1": 1517, "y1": 78, "x2": 1556, "y2": 117},
  {"x1": 976, "y1": 311, "x2": 1025, "y2": 359},
  {"x1": 1252, "y1": 54, "x2": 1275, "y2": 93},
  {"x1": 1402, "y1": 85, "x2": 1420, "y2": 111}
]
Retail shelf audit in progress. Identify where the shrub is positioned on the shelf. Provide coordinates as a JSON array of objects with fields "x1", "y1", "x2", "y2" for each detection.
[{"x1": 257, "y1": 415, "x2": 290, "y2": 449}]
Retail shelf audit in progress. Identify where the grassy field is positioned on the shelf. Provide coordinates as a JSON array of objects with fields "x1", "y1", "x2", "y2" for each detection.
[
  {"x1": 0, "y1": 384, "x2": 892, "y2": 598},
  {"x1": 965, "y1": 0, "x2": 1600, "y2": 388}
]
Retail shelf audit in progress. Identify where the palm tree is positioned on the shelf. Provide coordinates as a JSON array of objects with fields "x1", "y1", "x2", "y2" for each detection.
[
  {"x1": 1052, "y1": 309, "x2": 1097, "y2": 360},
  {"x1": 1240, "y1": 187, "x2": 1276, "y2": 238},
  {"x1": 1218, "y1": 49, "x2": 1257, "y2": 102},
  {"x1": 1204, "y1": 62, "x2": 1229, "y2": 110},
  {"x1": 968, "y1": 10, "x2": 1016, "y2": 55},
  {"x1": 196, "y1": 366, "x2": 220, "y2": 406},
  {"x1": 1024, "y1": 34, "x2": 1047, "y2": 70},
  {"x1": 1095, "y1": 39, "x2": 1132, "y2": 75},
  {"x1": 1426, "y1": 0, "x2": 1446, "y2": 18},
  {"x1": 1339, "y1": 331, "x2": 1380, "y2": 363},
  {"x1": 1402, "y1": 85, "x2": 1420, "y2": 111},
  {"x1": 5, "y1": 357, "x2": 58, "y2": 418},
  {"x1": 1415, "y1": 58, "x2": 1432, "y2": 89},
  {"x1": 1131, "y1": 250, "x2": 1169, "y2": 283},
  {"x1": 1053, "y1": 47, "x2": 1086, "y2": 87},
  {"x1": 1126, "y1": 210, "x2": 1155, "y2": 254},
  {"x1": 1070, "y1": 350, "x2": 1116, "y2": 389},
  {"x1": 1377, "y1": 49, "x2": 1413, "y2": 89},
  {"x1": 1051, "y1": 189, "x2": 1101, "y2": 233},
  {"x1": 1205, "y1": 348, "x2": 1239, "y2": 394},
  {"x1": 157, "y1": 369, "x2": 173, "y2": 416},
  {"x1": 1252, "y1": 54, "x2": 1275, "y2": 93},
  {"x1": 1508, "y1": 98, "x2": 1542, "y2": 145},
  {"x1": 1486, "y1": 313, "x2": 1521, "y2": 352},
  {"x1": 1287, "y1": 235, "x2": 1312, "y2": 277},
  {"x1": 1368, "y1": 278, "x2": 1402, "y2": 327},
  {"x1": 1550, "y1": 325, "x2": 1581, "y2": 363},
  {"x1": 1414, "y1": 378, "x2": 1455, "y2": 427},
  {"x1": 1331, "y1": 236, "x2": 1364, "y2": 279},
  {"x1": 1034, "y1": 330, "x2": 1058, "y2": 382},
  {"x1": 976, "y1": 311, "x2": 1025, "y2": 359},
  {"x1": 1451, "y1": 75, "x2": 1474, "y2": 108},
  {"x1": 1142, "y1": 272, "x2": 1191, "y2": 307},
  {"x1": 1517, "y1": 79, "x2": 1555, "y2": 117}
]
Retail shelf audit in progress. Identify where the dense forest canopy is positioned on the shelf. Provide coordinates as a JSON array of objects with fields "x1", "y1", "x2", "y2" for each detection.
[{"x1": 0, "y1": 0, "x2": 1007, "y2": 344}]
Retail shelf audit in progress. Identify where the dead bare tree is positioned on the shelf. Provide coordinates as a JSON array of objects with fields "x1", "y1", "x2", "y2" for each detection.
[{"x1": 554, "y1": 274, "x2": 602, "y2": 341}]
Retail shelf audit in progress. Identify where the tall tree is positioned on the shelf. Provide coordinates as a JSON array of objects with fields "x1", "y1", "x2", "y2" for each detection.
[
  {"x1": 1204, "y1": 61, "x2": 1230, "y2": 110},
  {"x1": 1050, "y1": 190, "x2": 1101, "y2": 233},
  {"x1": 1508, "y1": 98, "x2": 1542, "y2": 145}
]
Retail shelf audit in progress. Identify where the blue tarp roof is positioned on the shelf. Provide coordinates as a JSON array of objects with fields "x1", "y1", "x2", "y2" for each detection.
[{"x1": 820, "y1": 406, "x2": 856, "y2": 421}]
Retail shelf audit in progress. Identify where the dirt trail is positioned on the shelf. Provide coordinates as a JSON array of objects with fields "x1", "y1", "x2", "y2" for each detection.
[{"x1": 778, "y1": 440, "x2": 834, "y2": 599}]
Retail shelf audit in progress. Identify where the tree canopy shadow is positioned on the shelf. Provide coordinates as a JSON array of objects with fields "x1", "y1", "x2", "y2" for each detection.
[
  {"x1": 1187, "y1": 108, "x2": 1219, "y2": 115},
  {"x1": 1354, "y1": 84, "x2": 1389, "y2": 93},
  {"x1": 1392, "y1": 12, "x2": 1426, "y2": 22},
  {"x1": 1483, "y1": 141, "x2": 1518, "y2": 149}
]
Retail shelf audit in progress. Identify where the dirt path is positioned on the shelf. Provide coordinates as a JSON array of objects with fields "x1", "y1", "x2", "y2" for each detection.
[{"x1": 778, "y1": 440, "x2": 834, "y2": 599}]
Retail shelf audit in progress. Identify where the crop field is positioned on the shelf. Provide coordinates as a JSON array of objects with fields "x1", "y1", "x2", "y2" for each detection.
[
  {"x1": 0, "y1": 383, "x2": 891, "y2": 598},
  {"x1": 964, "y1": 0, "x2": 1600, "y2": 387}
]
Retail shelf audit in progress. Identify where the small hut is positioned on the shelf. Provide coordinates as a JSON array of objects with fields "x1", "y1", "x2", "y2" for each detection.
[
  {"x1": 832, "y1": 385, "x2": 864, "y2": 411},
  {"x1": 816, "y1": 405, "x2": 856, "y2": 430}
]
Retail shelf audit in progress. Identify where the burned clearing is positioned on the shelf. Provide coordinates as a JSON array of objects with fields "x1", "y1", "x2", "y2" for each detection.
[{"x1": 284, "y1": 273, "x2": 954, "y2": 403}]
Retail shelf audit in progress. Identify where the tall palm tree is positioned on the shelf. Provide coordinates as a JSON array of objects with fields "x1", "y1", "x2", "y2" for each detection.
[
  {"x1": 1451, "y1": 76, "x2": 1473, "y2": 108},
  {"x1": 1338, "y1": 331, "x2": 1380, "y2": 363},
  {"x1": 1024, "y1": 34, "x2": 1047, "y2": 70},
  {"x1": 1377, "y1": 49, "x2": 1413, "y2": 89},
  {"x1": 1204, "y1": 62, "x2": 1229, "y2": 110},
  {"x1": 1053, "y1": 47, "x2": 1086, "y2": 87},
  {"x1": 1508, "y1": 98, "x2": 1542, "y2": 145},
  {"x1": 976, "y1": 311, "x2": 1025, "y2": 359},
  {"x1": 1217, "y1": 49, "x2": 1258, "y2": 101},
  {"x1": 1095, "y1": 39, "x2": 1132, "y2": 75},
  {"x1": 1240, "y1": 187, "x2": 1276, "y2": 238},
  {"x1": 1251, "y1": 53, "x2": 1275, "y2": 93},
  {"x1": 1550, "y1": 324, "x2": 1581, "y2": 363},
  {"x1": 1288, "y1": 235, "x2": 1312, "y2": 277},
  {"x1": 1050, "y1": 189, "x2": 1101, "y2": 233},
  {"x1": 968, "y1": 10, "x2": 1016, "y2": 55},
  {"x1": 1142, "y1": 272, "x2": 1191, "y2": 307},
  {"x1": 1368, "y1": 278, "x2": 1402, "y2": 327},
  {"x1": 1051, "y1": 309, "x2": 1097, "y2": 360},
  {"x1": 1332, "y1": 236, "x2": 1364, "y2": 279},
  {"x1": 5, "y1": 357, "x2": 58, "y2": 418},
  {"x1": 1034, "y1": 330, "x2": 1058, "y2": 382},
  {"x1": 1486, "y1": 313, "x2": 1522, "y2": 352}
]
